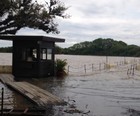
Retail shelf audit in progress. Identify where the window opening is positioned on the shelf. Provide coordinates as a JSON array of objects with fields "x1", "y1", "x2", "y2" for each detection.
[
  {"x1": 41, "y1": 48, "x2": 47, "y2": 60},
  {"x1": 47, "y1": 49, "x2": 52, "y2": 60},
  {"x1": 22, "y1": 48, "x2": 37, "y2": 61}
]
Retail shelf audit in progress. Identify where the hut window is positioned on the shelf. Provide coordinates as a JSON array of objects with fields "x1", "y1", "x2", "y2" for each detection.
[
  {"x1": 22, "y1": 48, "x2": 37, "y2": 61},
  {"x1": 41, "y1": 48, "x2": 47, "y2": 60},
  {"x1": 33, "y1": 49, "x2": 37, "y2": 59},
  {"x1": 47, "y1": 49, "x2": 52, "y2": 60}
]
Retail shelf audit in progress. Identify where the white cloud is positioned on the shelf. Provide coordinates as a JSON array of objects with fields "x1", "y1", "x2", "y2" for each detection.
[{"x1": 0, "y1": 40, "x2": 12, "y2": 47}]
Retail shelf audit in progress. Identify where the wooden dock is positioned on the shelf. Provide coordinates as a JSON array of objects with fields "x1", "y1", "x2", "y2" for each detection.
[
  {"x1": 0, "y1": 74, "x2": 65, "y2": 107},
  {"x1": 0, "y1": 74, "x2": 14, "y2": 84}
]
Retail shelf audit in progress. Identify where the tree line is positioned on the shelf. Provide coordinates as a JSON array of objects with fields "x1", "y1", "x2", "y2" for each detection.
[
  {"x1": 0, "y1": 47, "x2": 12, "y2": 53},
  {"x1": 62, "y1": 38, "x2": 140, "y2": 57}
]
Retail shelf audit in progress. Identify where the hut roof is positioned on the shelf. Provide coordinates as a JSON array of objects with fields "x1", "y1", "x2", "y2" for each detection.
[{"x1": 0, "y1": 35, "x2": 65, "y2": 42}]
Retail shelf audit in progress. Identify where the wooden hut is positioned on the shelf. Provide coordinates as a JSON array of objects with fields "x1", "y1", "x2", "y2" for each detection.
[{"x1": 0, "y1": 35, "x2": 65, "y2": 78}]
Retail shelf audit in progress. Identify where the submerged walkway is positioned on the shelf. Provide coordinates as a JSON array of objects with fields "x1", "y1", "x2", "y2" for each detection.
[{"x1": 0, "y1": 74, "x2": 65, "y2": 107}]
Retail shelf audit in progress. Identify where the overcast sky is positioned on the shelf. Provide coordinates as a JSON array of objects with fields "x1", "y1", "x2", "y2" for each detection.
[{"x1": 1, "y1": 0, "x2": 140, "y2": 48}]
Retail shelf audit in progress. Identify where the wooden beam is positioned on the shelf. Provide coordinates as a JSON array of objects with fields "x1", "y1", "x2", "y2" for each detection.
[{"x1": 0, "y1": 74, "x2": 14, "y2": 84}]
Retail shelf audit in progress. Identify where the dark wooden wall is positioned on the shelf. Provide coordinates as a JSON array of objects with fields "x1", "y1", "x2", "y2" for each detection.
[{"x1": 13, "y1": 40, "x2": 55, "y2": 78}]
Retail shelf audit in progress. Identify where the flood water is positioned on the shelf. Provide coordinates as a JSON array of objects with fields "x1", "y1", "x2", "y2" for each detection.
[{"x1": 1, "y1": 53, "x2": 140, "y2": 116}]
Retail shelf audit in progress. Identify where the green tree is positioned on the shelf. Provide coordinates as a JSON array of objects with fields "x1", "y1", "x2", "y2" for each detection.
[
  {"x1": 0, "y1": 0, "x2": 68, "y2": 34},
  {"x1": 0, "y1": 0, "x2": 11, "y2": 16},
  {"x1": 55, "y1": 45, "x2": 63, "y2": 54},
  {"x1": 63, "y1": 38, "x2": 140, "y2": 57}
]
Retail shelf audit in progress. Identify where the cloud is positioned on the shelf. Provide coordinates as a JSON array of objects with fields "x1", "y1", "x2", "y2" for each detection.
[
  {"x1": 58, "y1": 0, "x2": 140, "y2": 47},
  {"x1": 0, "y1": 40, "x2": 12, "y2": 47},
  {"x1": 1, "y1": 0, "x2": 140, "y2": 48}
]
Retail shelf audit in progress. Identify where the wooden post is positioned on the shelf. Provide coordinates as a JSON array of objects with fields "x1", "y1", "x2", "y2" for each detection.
[
  {"x1": 1, "y1": 88, "x2": 4, "y2": 116},
  {"x1": 129, "y1": 65, "x2": 132, "y2": 75},
  {"x1": 99, "y1": 63, "x2": 101, "y2": 71},
  {"x1": 67, "y1": 65, "x2": 70, "y2": 74},
  {"x1": 92, "y1": 64, "x2": 94, "y2": 72},
  {"x1": 127, "y1": 69, "x2": 129, "y2": 75},
  {"x1": 84, "y1": 65, "x2": 86, "y2": 74},
  {"x1": 132, "y1": 65, "x2": 134, "y2": 76}
]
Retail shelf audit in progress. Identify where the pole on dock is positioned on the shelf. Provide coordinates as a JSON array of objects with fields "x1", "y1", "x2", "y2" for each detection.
[{"x1": 1, "y1": 88, "x2": 4, "y2": 116}]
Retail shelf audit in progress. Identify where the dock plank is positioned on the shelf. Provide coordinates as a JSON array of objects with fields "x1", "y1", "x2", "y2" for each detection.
[
  {"x1": 0, "y1": 74, "x2": 14, "y2": 84},
  {"x1": 22, "y1": 82, "x2": 61, "y2": 102},
  {"x1": 6, "y1": 81, "x2": 65, "y2": 107}
]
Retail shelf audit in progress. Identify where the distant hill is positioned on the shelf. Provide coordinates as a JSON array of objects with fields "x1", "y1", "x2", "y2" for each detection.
[{"x1": 63, "y1": 38, "x2": 140, "y2": 57}]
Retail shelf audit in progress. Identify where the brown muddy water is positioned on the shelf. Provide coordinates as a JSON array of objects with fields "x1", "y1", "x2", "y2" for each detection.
[{"x1": 1, "y1": 53, "x2": 140, "y2": 116}]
